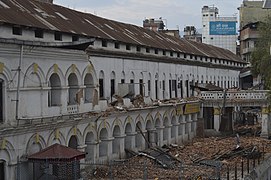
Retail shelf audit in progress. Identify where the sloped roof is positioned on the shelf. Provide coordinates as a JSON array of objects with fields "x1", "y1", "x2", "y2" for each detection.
[
  {"x1": 28, "y1": 144, "x2": 85, "y2": 162},
  {"x1": 0, "y1": 0, "x2": 243, "y2": 62}
]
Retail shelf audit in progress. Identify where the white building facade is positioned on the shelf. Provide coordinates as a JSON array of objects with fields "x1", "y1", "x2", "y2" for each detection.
[
  {"x1": 0, "y1": 0, "x2": 246, "y2": 179},
  {"x1": 202, "y1": 6, "x2": 238, "y2": 54}
]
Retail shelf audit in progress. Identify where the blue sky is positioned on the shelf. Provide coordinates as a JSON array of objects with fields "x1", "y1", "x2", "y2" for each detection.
[{"x1": 54, "y1": 0, "x2": 243, "y2": 30}]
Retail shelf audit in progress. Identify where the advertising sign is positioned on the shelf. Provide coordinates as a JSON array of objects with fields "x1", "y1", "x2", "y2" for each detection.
[
  {"x1": 184, "y1": 103, "x2": 200, "y2": 114},
  {"x1": 209, "y1": 21, "x2": 236, "y2": 35}
]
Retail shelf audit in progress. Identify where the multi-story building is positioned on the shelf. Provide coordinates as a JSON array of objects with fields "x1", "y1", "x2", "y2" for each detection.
[
  {"x1": 239, "y1": 0, "x2": 271, "y2": 30},
  {"x1": 0, "y1": 0, "x2": 246, "y2": 179},
  {"x1": 238, "y1": 0, "x2": 271, "y2": 89},
  {"x1": 183, "y1": 26, "x2": 202, "y2": 42},
  {"x1": 143, "y1": 18, "x2": 165, "y2": 31},
  {"x1": 202, "y1": 6, "x2": 238, "y2": 54}
]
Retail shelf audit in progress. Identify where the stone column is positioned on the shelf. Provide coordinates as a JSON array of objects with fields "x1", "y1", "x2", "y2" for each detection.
[
  {"x1": 156, "y1": 127, "x2": 164, "y2": 147},
  {"x1": 173, "y1": 123, "x2": 180, "y2": 144},
  {"x1": 85, "y1": 141, "x2": 98, "y2": 163},
  {"x1": 116, "y1": 134, "x2": 126, "y2": 159},
  {"x1": 213, "y1": 107, "x2": 221, "y2": 131},
  {"x1": 106, "y1": 138, "x2": 114, "y2": 161},
  {"x1": 261, "y1": 106, "x2": 270, "y2": 138}
]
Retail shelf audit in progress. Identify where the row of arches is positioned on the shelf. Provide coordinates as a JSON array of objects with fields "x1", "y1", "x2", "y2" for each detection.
[
  {"x1": 99, "y1": 69, "x2": 239, "y2": 101},
  {"x1": 0, "y1": 108, "x2": 199, "y2": 167}
]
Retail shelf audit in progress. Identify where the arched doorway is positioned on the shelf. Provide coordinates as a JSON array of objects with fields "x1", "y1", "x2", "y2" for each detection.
[
  {"x1": 99, "y1": 128, "x2": 108, "y2": 157},
  {"x1": 135, "y1": 122, "x2": 143, "y2": 149},
  {"x1": 68, "y1": 135, "x2": 78, "y2": 149},
  {"x1": 112, "y1": 125, "x2": 121, "y2": 155},
  {"x1": 163, "y1": 118, "x2": 170, "y2": 144},
  {"x1": 85, "y1": 132, "x2": 95, "y2": 162},
  {"x1": 124, "y1": 123, "x2": 132, "y2": 150}
]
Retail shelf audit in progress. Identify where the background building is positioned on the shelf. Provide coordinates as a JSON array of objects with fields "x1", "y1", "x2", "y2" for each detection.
[
  {"x1": 202, "y1": 5, "x2": 238, "y2": 54},
  {"x1": 143, "y1": 18, "x2": 165, "y2": 31},
  {"x1": 183, "y1": 26, "x2": 202, "y2": 42},
  {"x1": 238, "y1": 0, "x2": 271, "y2": 89}
]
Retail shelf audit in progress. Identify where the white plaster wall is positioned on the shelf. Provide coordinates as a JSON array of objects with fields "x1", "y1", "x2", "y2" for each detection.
[{"x1": 91, "y1": 55, "x2": 240, "y2": 101}]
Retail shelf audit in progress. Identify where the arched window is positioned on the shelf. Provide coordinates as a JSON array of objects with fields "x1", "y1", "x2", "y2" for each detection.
[
  {"x1": 84, "y1": 73, "x2": 94, "y2": 103},
  {"x1": 68, "y1": 73, "x2": 79, "y2": 105},
  {"x1": 48, "y1": 73, "x2": 61, "y2": 106}
]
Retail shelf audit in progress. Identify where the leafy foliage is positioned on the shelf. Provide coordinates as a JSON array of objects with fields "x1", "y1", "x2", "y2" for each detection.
[{"x1": 251, "y1": 17, "x2": 271, "y2": 89}]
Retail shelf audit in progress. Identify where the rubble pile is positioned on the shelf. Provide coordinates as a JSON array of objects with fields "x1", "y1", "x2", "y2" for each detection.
[{"x1": 85, "y1": 136, "x2": 271, "y2": 179}]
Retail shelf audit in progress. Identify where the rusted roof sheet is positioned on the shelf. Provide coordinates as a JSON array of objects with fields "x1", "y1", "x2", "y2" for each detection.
[
  {"x1": 0, "y1": 0, "x2": 244, "y2": 62},
  {"x1": 28, "y1": 144, "x2": 85, "y2": 162}
]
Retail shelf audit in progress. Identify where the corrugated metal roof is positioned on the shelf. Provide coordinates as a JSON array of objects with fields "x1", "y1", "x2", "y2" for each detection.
[{"x1": 0, "y1": 0, "x2": 244, "y2": 62}]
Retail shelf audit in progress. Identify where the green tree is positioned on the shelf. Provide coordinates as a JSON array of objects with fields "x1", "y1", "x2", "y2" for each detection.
[{"x1": 251, "y1": 17, "x2": 271, "y2": 89}]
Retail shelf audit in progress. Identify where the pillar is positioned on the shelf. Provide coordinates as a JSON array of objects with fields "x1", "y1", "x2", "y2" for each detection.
[
  {"x1": 213, "y1": 107, "x2": 221, "y2": 131},
  {"x1": 85, "y1": 141, "x2": 98, "y2": 163},
  {"x1": 261, "y1": 106, "x2": 270, "y2": 138},
  {"x1": 156, "y1": 127, "x2": 164, "y2": 146}
]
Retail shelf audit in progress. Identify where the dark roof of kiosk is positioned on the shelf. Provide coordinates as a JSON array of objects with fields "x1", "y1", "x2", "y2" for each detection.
[{"x1": 28, "y1": 144, "x2": 85, "y2": 162}]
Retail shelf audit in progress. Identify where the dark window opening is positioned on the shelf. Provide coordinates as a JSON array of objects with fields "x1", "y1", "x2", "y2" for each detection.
[
  {"x1": 170, "y1": 52, "x2": 173, "y2": 57},
  {"x1": 99, "y1": 79, "x2": 104, "y2": 98},
  {"x1": 139, "y1": 79, "x2": 144, "y2": 96},
  {"x1": 184, "y1": 54, "x2": 187, "y2": 58},
  {"x1": 72, "y1": 35, "x2": 79, "y2": 42},
  {"x1": 148, "y1": 80, "x2": 151, "y2": 96},
  {"x1": 35, "y1": 29, "x2": 43, "y2": 38},
  {"x1": 146, "y1": 47, "x2": 150, "y2": 53},
  {"x1": 54, "y1": 32, "x2": 62, "y2": 41},
  {"x1": 0, "y1": 162, "x2": 4, "y2": 180},
  {"x1": 0, "y1": 81, "x2": 3, "y2": 123},
  {"x1": 12, "y1": 27, "x2": 22, "y2": 35},
  {"x1": 186, "y1": 80, "x2": 189, "y2": 97},
  {"x1": 155, "y1": 49, "x2": 158, "y2": 54},
  {"x1": 126, "y1": 44, "x2": 131, "y2": 50},
  {"x1": 173, "y1": 80, "x2": 177, "y2": 98},
  {"x1": 115, "y1": 42, "x2": 120, "y2": 49},
  {"x1": 180, "y1": 80, "x2": 183, "y2": 98},
  {"x1": 195, "y1": 56, "x2": 197, "y2": 60},
  {"x1": 155, "y1": 80, "x2": 158, "y2": 99},
  {"x1": 121, "y1": 79, "x2": 125, "y2": 84},
  {"x1": 177, "y1": 53, "x2": 180, "y2": 58},
  {"x1": 162, "y1": 80, "x2": 165, "y2": 98},
  {"x1": 102, "y1": 40, "x2": 107, "y2": 47},
  {"x1": 190, "y1": 55, "x2": 193, "y2": 59},
  {"x1": 136, "y1": 46, "x2": 141, "y2": 52},
  {"x1": 111, "y1": 79, "x2": 115, "y2": 98},
  {"x1": 200, "y1": 56, "x2": 202, "y2": 61},
  {"x1": 169, "y1": 80, "x2": 172, "y2": 98},
  {"x1": 163, "y1": 50, "x2": 166, "y2": 55},
  {"x1": 130, "y1": 79, "x2": 134, "y2": 84}
]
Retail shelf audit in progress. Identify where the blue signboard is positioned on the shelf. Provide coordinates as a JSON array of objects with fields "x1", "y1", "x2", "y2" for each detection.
[{"x1": 209, "y1": 21, "x2": 236, "y2": 35}]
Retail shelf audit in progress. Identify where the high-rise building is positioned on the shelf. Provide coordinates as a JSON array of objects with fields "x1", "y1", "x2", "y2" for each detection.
[{"x1": 202, "y1": 6, "x2": 237, "y2": 54}]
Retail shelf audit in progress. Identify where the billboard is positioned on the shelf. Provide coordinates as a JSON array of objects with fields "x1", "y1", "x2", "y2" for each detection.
[{"x1": 209, "y1": 21, "x2": 236, "y2": 35}]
